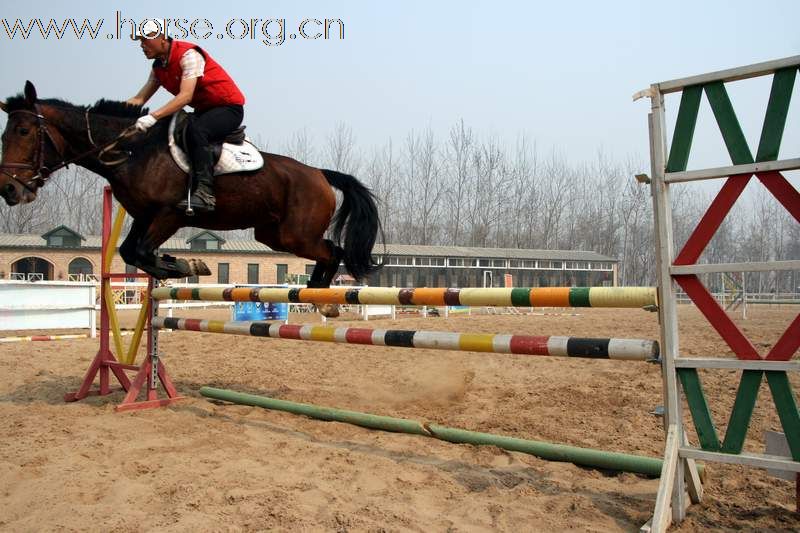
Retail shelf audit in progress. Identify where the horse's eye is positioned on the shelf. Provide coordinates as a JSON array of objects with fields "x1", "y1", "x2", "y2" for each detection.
[{"x1": 19, "y1": 127, "x2": 29, "y2": 136}]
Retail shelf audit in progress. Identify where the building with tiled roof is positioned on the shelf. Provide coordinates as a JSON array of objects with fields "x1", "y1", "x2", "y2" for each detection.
[{"x1": 0, "y1": 227, "x2": 620, "y2": 287}]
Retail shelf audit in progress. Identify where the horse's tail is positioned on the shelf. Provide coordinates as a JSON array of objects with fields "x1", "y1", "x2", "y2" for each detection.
[{"x1": 321, "y1": 169, "x2": 384, "y2": 280}]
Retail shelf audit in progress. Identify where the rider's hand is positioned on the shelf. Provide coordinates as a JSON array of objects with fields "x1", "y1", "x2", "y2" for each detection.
[{"x1": 135, "y1": 114, "x2": 157, "y2": 132}]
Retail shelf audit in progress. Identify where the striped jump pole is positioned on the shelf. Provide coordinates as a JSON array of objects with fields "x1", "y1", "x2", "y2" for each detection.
[
  {"x1": 153, "y1": 317, "x2": 659, "y2": 361},
  {"x1": 0, "y1": 333, "x2": 90, "y2": 343},
  {"x1": 151, "y1": 286, "x2": 657, "y2": 309}
]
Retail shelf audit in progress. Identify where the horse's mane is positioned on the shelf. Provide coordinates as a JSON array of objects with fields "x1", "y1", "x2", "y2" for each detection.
[{"x1": 4, "y1": 94, "x2": 148, "y2": 118}]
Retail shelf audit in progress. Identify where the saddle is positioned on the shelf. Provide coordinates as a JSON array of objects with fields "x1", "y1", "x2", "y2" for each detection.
[{"x1": 167, "y1": 110, "x2": 264, "y2": 176}]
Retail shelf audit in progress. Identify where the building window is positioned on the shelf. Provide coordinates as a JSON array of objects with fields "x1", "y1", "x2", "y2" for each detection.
[
  {"x1": 276, "y1": 264, "x2": 288, "y2": 284},
  {"x1": 305, "y1": 264, "x2": 316, "y2": 276},
  {"x1": 189, "y1": 231, "x2": 224, "y2": 251},
  {"x1": 68, "y1": 257, "x2": 93, "y2": 278},
  {"x1": 43, "y1": 226, "x2": 83, "y2": 248},
  {"x1": 492, "y1": 259, "x2": 506, "y2": 268},
  {"x1": 11, "y1": 257, "x2": 54, "y2": 281},
  {"x1": 565, "y1": 261, "x2": 588, "y2": 270},
  {"x1": 387, "y1": 256, "x2": 413, "y2": 266},
  {"x1": 448, "y1": 258, "x2": 465, "y2": 267},
  {"x1": 218, "y1": 263, "x2": 230, "y2": 284},
  {"x1": 247, "y1": 264, "x2": 259, "y2": 284},
  {"x1": 190, "y1": 238, "x2": 217, "y2": 251}
]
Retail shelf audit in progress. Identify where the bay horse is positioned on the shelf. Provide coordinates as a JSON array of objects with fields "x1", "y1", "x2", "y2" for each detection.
[{"x1": 0, "y1": 82, "x2": 383, "y2": 301}]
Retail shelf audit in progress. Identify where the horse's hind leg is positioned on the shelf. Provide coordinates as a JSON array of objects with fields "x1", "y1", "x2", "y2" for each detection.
[
  {"x1": 254, "y1": 225, "x2": 341, "y2": 288},
  {"x1": 308, "y1": 241, "x2": 343, "y2": 288},
  {"x1": 254, "y1": 225, "x2": 342, "y2": 317}
]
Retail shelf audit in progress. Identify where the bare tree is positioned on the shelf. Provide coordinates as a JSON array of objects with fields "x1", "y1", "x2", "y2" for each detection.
[
  {"x1": 466, "y1": 139, "x2": 506, "y2": 247},
  {"x1": 325, "y1": 122, "x2": 360, "y2": 175},
  {"x1": 442, "y1": 120, "x2": 473, "y2": 245},
  {"x1": 363, "y1": 140, "x2": 398, "y2": 244},
  {"x1": 283, "y1": 128, "x2": 316, "y2": 166}
]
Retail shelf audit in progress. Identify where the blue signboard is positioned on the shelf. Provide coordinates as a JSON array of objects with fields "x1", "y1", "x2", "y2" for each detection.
[{"x1": 231, "y1": 285, "x2": 288, "y2": 321}]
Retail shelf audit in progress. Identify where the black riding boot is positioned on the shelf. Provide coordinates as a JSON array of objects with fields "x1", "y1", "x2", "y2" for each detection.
[{"x1": 178, "y1": 145, "x2": 217, "y2": 214}]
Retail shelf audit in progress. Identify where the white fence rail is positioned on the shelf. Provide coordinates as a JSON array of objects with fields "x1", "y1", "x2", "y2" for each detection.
[
  {"x1": 675, "y1": 291, "x2": 800, "y2": 305},
  {"x1": 0, "y1": 281, "x2": 97, "y2": 335}
]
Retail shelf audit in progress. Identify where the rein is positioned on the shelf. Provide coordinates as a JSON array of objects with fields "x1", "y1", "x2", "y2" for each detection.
[{"x1": 1, "y1": 104, "x2": 137, "y2": 194}]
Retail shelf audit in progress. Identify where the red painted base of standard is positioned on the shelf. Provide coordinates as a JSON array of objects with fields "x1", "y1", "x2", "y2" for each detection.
[
  {"x1": 65, "y1": 347, "x2": 182, "y2": 412},
  {"x1": 64, "y1": 347, "x2": 132, "y2": 402},
  {"x1": 115, "y1": 397, "x2": 184, "y2": 412},
  {"x1": 114, "y1": 357, "x2": 183, "y2": 412}
]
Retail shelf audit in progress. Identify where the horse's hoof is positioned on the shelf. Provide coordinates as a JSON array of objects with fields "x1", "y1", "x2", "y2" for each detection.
[
  {"x1": 189, "y1": 259, "x2": 211, "y2": 276},
  {"x1": 317, "y1": 303, "x2": 340, "y2": 318}
]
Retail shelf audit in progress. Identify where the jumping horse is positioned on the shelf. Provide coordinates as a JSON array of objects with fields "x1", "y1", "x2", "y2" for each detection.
[{"x1": 0, "y1": 82, "x2": 383, "y2": 305}]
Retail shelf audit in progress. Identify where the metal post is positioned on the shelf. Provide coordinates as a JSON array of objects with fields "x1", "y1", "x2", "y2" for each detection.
[{"x1": 148, "y1": 277, "x2": 159, "y2": 396}]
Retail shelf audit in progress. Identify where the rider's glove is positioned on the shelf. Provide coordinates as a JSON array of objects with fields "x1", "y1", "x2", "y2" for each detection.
[{"x1": 135, "y1": 114, "x2": 157, "y2": 132}]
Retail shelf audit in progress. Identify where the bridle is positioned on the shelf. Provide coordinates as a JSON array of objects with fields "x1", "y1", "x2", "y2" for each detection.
[
  {"x1": 85, "y1": 106, "x2": 135, "y2": 166},
  {"x1": 1, "y1": 103, "x2": 136, "y2": 194},
  {"x1": 0, "y1": 104, "x2": 66, "y2": 194}
]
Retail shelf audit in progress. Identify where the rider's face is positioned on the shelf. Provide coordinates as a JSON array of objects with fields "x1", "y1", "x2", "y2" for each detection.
[{"x1": 139, "y1": 36, "x2": 167, "y2": 59}]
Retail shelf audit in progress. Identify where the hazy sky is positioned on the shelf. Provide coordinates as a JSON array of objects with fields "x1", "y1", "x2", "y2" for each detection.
[{"x1": 1, "y1": 1, "x2": 798, "y2": 174}]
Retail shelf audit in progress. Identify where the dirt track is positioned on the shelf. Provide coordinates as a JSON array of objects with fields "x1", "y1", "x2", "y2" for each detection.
[{"x1": 1, "y1": 306, "x2": 798, "y2": 531}]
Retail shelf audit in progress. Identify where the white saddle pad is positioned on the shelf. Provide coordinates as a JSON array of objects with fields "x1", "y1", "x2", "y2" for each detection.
[{"x1": 168, "y1": 114, "x2": 264, "y2": 176}]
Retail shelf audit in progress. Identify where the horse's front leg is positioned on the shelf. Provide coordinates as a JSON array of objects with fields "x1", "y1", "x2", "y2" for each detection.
[
  {"x1": 119, "y1": 217, "x2": 172, "y2": 279},
  {"x1": 135, "y1": 210, "x2": 211, "y2": 279}
]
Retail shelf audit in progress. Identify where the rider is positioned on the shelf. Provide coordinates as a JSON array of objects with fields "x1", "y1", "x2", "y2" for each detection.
[{"x1": 126, "y1": 20, "x2": 245, "y2": 213}]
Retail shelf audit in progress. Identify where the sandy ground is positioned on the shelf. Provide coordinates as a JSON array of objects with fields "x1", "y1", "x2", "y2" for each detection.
[{"x1": 0, "y1": 305, "x2": 798, "y2": 532}]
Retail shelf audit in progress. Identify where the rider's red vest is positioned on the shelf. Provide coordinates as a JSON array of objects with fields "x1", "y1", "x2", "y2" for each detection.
[{"x1": 151, "y1": 40, "x2": 245, "y2": 112}]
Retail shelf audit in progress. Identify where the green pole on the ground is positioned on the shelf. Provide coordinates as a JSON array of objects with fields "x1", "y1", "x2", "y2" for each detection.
[{"x1": 200, "y1": 386, "x2": 694, "y2": 478}]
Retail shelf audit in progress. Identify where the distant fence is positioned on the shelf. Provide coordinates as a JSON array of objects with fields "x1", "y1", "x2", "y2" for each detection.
[
  {"x1": 676, "y1": 291, "x2": 800, "y2": 306},
  {"x1": 0, "y1": 280, "x2": 97, "y2": 335}
]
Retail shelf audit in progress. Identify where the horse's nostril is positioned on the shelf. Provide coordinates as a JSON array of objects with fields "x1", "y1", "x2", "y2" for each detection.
[{"x1": 2, "y1": 183, "x2": 14, "y2": 196}]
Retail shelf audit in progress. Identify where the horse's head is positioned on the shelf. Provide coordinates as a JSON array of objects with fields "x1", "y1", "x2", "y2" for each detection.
[{"x1": 0, "y1": 81, "x2": 68, "y2": 206}]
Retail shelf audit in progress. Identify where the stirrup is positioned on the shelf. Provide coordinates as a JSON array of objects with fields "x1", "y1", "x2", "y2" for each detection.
[{"x1": 178, "y1": 189, "x2": 216, "y2": 216}]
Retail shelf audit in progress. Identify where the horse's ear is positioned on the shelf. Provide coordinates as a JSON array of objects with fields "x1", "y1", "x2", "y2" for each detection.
[
  {"x1": 24, "y1": 81, "x2": 37, "y2": 106},
  {"x1": 0, "y1": 101, "x2": 6, "y2": 113}
]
